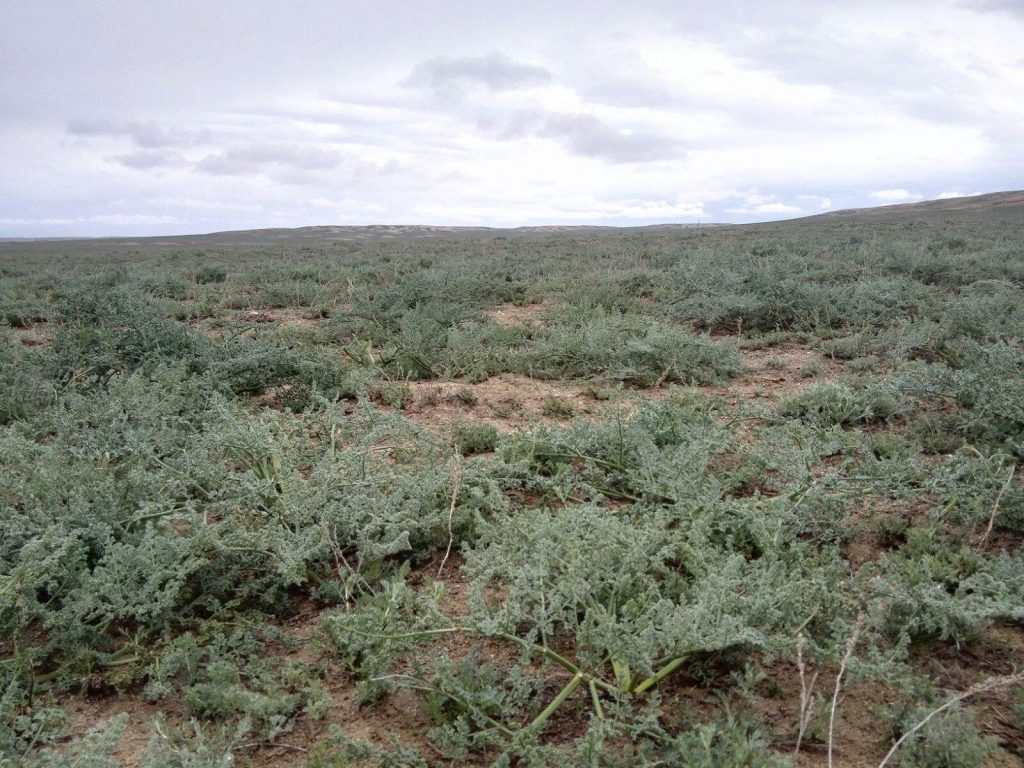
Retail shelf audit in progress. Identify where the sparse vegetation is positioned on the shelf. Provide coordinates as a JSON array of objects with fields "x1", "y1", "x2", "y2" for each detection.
[{"x1": 1, "y1": 205, "x2": 1023, "y2": 766}]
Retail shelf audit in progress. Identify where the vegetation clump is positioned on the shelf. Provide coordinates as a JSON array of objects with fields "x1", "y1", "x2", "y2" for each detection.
[{"x1": 1, "y1": 209, "x2": 1022, "y2": 765}]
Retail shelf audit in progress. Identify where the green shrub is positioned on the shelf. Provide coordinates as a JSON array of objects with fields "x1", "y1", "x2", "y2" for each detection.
[
  {"x1": 2, "y1": 302, "x2": 55, "y2": 328},
  {"x1": 28, "y1": 715, "x2": 126, "y2": 768},
  {"x1": 451, "y1": 420, "x2": 498, "y2": 455},
  {"x1": 464, "y1": 503, "x2": 845, "y2": 687},
  {"x1": 541, "y1": 395, "x2": 575, "y2": 419},
  {"x1": 513, "y1": 308, "x2": 741, "y2": 386},
  {"x1": 889, "y1": 703, "x2": 996, "y2": 768},
  {"x1": 0, "y1": 337, "x2": 53, "y2": 425},
  {"x1": 377, "y1": 381, "x2": 412, "y2": 410},
  {"x1": 866, "y1": 533, "x2": 1024, "y2": 649},
  {"x1": 781, "y1": 381, "x2": 909, "y2": 426},
  {"x1": 798, "y1": 360, "x2": 824, "y2": 378},
  {"x1": 453, "y1": 386, "x2": 477, "y2": 406},
  {"x1": 194, "y1": 264, "x2": 228, "y2": 284},
  {"x1": 138, "y1": 716, "x2": 248, "y2": 768},
  {"x1": 49, "y1": 287, "x2": 209, "y2": 386}
]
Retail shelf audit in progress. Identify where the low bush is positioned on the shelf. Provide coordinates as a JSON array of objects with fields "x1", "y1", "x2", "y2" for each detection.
[
  {"x1": 781, "y1": 380, "x2": 910, "y2": 426},
  {"x1": 451, "y1": 420, "x2": 498, "y2": 455},
  {"x1": 512, "y1": 307, "x2": 741, "y2": 385},
  {"x1": 886, "y1": 703, "x2": 996, "y2": 768},
  {"x1": 193, "y1": 264, "x2": 228, "y2": 284}
]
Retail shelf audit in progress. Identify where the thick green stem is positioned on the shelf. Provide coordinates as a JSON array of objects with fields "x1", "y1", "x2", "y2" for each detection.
[
  {"x1": 401, "y1": 682, "x2": 516, "y2": 737},
  {"x1": 589, "y1": 679, "x2": 605, "y2": 719},
  {"x1": 335, "y1": 622, "x2": 621, "y2": 695},
  {"x1": 523, "y1": 673, "x2": 583, "y2": 735},
  {"x1": 631, "y1": 655, "x2": 688, "y2": 694}
]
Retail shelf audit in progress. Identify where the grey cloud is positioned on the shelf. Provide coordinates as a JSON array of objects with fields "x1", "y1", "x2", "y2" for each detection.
[
  {"x1": 107, "y1": 150, "x2": 187, "y2": 170},
  {"x1": 66, "y1": 119, "x2": 119, "y2": 136},
  {"x1": 970, "y1": 0, "x2": 1024, "y2": 19},
  {"x1": 482, "y1": 111, "x2": 683, "y2": 163},
  {"x1": 196, "y1": 144, "x2": 344, "y2": 176},
  {"x1": 129, "y1": 123, "x2": 211, "y2": 149},
  {"x1": 194, "y1": 143, "x2": 397, "y2": 185},
  {"x1": 701, "y1": 25, "x2": 982, "y2": 128},
  {"x1": 67, "y1": 120, "x2": 211, "y2": 148},
  {"x1": 4, "y1": 1, "x2": 1022, "y2": 236},
  {"x1": 406, "y1": 51, "x2": 552, "y2": 98}
]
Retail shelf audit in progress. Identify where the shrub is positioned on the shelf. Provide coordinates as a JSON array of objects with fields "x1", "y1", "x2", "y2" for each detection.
[
  {"x1": 463, "y1": 503, "x2": 845, "y2": 687},
  {"x1": 541, "y1": 395, "x2": 575, "y2": 419},
  {"x1": 889, "y1": 703, "x2": 996, "y2": 768},
  {"x1": 2, "y1": 302, "x2": 55, "y2": 328},
  {"x1": 453, "y1": 386, "x2": 477, "y2": 406},
  {"x1": 866, "y1": 534, "x2": 1024, "y2": 649},
  {"x1": 0, "y1": 337, "x2": 53, "y2": 425},
  {"x1": 798, "y1": 360, "x2": 825, "y2": 378},
  {"x1": 451, "y1": 421, "x2": 498, "y2": 455},
  {"x1": 194, "y1": 264, "x2": 228, "y2": 284},
  {"x1": 780, "y1": 381, "x2": 909, "y2": 426},
  {"x1": 377, "y1": 381, "x2": 412, "y2": 410},
  {"x1": 49, "y1": 287, "x2": 209, "y2": 386},
  {"x1": 513, "y1": 308, "x2": 741, "y2": 386}
]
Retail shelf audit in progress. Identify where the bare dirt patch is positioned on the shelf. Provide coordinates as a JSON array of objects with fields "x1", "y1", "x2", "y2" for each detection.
[
  {"x1": 239, "y1": 307, "x2": 324, "y2": 329},
  {"x1": 484, "y1": 301, "x2": 551, "y2": 327},
  {"x1": 401, "y1": 374, "x2": 595, "y2": 433},
  {"x1": 707, "y1": 342, "x2": 844, "y2": 407},
  {"x1": 195, "y1": 306, "x2": 327, "y2": 337},
  {"x1": 11, "y1": 322, "x2": 51, "y2": 347},
  {"x1": 63, "y1": 695, "x2": 171, "y2": 768}
]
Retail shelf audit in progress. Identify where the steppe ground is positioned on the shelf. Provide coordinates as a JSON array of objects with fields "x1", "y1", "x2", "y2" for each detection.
[{"x1": 2, "y1": 196, "x2": 1023, "y2": 767}]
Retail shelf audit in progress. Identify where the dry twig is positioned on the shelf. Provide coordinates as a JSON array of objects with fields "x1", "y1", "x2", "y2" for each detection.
[
  {"x1": 794, "y1": 631, "x2": 820, "y2": 756},
  {"x1": 437, "y1": 455, "x2": 464, "y2": 578},
  {"x1": 877, "y1": 671, "x2": 1024, "y2": 768},
  {"x1": 978, "y1": 465, "x2": 1015, "y2": 549},
  {"x1": 828, "y1": 615, "x2": 863, "y2": 768}
]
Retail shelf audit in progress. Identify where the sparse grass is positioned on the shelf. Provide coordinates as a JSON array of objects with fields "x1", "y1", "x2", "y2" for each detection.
[
  {"x1": 1, "y1": 207, "x2": 1022, "y2": 766},
  {"x1": 541, "y1": 394, "x2": 575, "y2": 418},
  {"x1": 451, "y1": 420, "x2": 498, "y2": 455}
]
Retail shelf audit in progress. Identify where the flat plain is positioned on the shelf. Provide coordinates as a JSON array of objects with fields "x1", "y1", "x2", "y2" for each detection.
[{"x1": 2, "y1": 193, "x2": 1023, "y2": 767}]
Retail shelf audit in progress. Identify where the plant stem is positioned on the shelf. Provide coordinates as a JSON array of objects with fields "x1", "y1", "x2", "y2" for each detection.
[
  {"x1": 877, "y1": 671, "x2": 1024, "y2": 768},
  {"x1": 828, "y1": 615, "x2": 862, "y2": 768},
  {"x1": 632, "y1": 655, "x2": 688, "y2": 694},
  {"x1": 589, "y1": 679, "x2": 605, "y2": 719},
  {"x1": 523, "y1": 672, "x2": 583, "y2": 734}
]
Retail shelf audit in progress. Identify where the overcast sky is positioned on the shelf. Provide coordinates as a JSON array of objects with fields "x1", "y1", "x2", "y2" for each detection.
[{"x1": 1, "y1": 0, "x2": 1022, "y2": 236}]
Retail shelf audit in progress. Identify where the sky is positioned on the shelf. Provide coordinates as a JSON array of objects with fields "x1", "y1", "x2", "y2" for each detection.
[{"x1": 1, "y1": 0, "x2": 1022, "y2": 237}]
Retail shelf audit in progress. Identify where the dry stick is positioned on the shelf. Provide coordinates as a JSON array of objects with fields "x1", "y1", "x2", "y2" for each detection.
[
  {"x1": 877, "y1": 671, "x2": 1024, "y2": 768},
  {"x1": 437, "y1": 456, "x2": 464, "y2": 578},
  {"x1": 978, "y1": 465, "x2": 1016, "y2": 550},
  {"x1": 321, "y1": 519, "x2": 370, "y2": 594},
  {"x1": 828, "y1": 615, "x2": 863, "y2": 768},
  {"x1": 234, "y1": 742, "x2": 309, "y2": 754},
  {"x1": 794, "y1": 631, "x2": 819, "y2": 757}
]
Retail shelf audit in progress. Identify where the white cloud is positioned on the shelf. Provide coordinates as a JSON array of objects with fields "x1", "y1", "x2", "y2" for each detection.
[
  {"x1": 479, "y1": 110, "x2": 684, "y2": 162},
  {"x1": 870, "y1": 189, "x2": 922, "y2": 202},
  {"x1": 726, "y1": 202, "x2": 801, "y2": 214},
  {"x1": 411, "y1": 197, "x2": 707, "y2": 225},
  {"x1": 1, "y1": 1, "x2": 1022, "y2": 235},
  {"x1": 725, "y1": 190, "x2": 801, "y2": 215},
  {"x1": 0, "y1": 213, "x2": 181, "y2": 228},
  {"x1": 405, "y1": 52, "x2": 552, "y2": 99},
  {"x1": 798, "y1": 194, "x2": 833, "y2": 209}
]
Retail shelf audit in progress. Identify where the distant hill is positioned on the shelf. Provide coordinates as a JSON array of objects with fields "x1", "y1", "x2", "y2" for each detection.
[
  {"x1": 140, "y1": 192, "x2": 1023, "y2": 243},
  {"x1": 2, "y1": 191, "x2": 1021, "y2": 246},
  {"x1": 141, "y1": 221, "x2": 720, "y2": 245},
  {"x1": 809, "y1": 190, "x2": 1024, "y2": 221}
]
